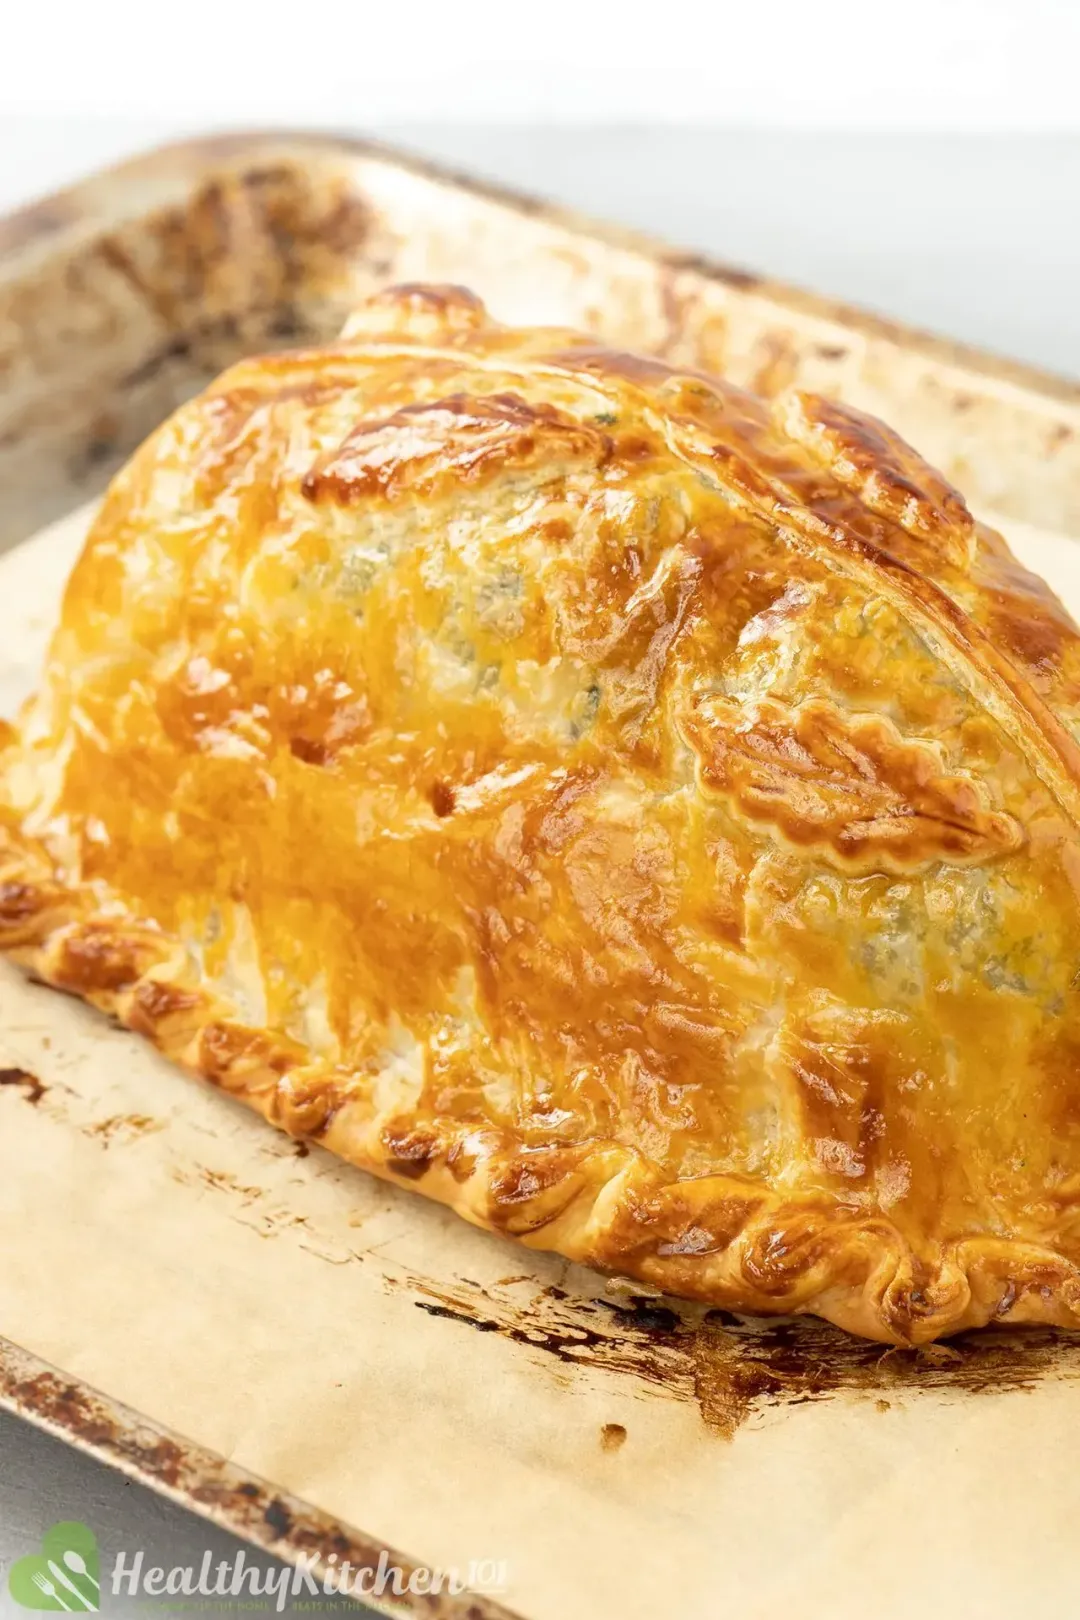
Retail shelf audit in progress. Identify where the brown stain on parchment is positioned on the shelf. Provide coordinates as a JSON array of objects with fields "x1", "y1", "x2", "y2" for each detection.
[
  {"x1": 0, "y1": 1061, "x2": 171, "y2": 1145},
  {"x1": 185, "y1": 1164, "x2": 267, "y2": 1201},
  {"x1": 0, "y1": 1066, "x2": 46, "y2": 1104},
  {"x1": 87, "y1": 1112, "x2": 162, "y2": 1147},
  {"x1": 412, "y1": 1277, "x2": 1080, "y2": 1440}
]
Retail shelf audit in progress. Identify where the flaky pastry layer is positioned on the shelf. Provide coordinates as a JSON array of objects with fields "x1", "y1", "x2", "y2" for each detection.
[{"x1": 5, "y1": 284, "x2": 1080, "y2": 1343}]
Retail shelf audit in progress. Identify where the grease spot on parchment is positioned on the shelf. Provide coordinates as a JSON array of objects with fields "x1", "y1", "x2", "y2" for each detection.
[
  {"x1": 87, "y1": 1113, "x2": 163, "y2": 1147},
  {"x1": 600, "y1": 1422, "x2": 627, "y2": 1452},
  {"x1": 407, "y1": 1275, "x2": 1080, "y2": 1439},
  {"x1": 0, "y1": 1066, "x2": 46, "y2": 1104}
]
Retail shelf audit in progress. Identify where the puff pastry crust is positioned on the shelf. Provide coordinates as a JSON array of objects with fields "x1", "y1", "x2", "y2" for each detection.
[{"x1": 5, "y1": 283, "x2": 1080, "y2": 1343}]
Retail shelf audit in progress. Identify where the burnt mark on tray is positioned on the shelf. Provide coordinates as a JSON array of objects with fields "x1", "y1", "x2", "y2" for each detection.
[
  {"x1": 0, "y1": 1066, "x2": 46, "y2": 1105},
  {"x1": 0, "y1": 1353, "x2": 517, "y2": 1620},
  {"x1": 406, "y1": 1274, "x2": 1080, "y2": 1440},
  {"x1": 747, "y1": 329, "x2": 801, "y2": 397},
  {"x1": 265, "y1": 306, "x2": 307, "y2": 342},
  {"x1": 659, "y1": 249, "x2": 763, "y2": 294},
  {"x1": 263, "y1": 1498, "x2": 294, "y2": 1539},
  {"x1": 74, "y1": 163, "x2": 373, "y2": 461},
  {"x1": 119, "y1": 336, "x2": 193, "y2": 391},
  {"x1": 80, "y1": 411, "x2": 123, "y2": 470}
]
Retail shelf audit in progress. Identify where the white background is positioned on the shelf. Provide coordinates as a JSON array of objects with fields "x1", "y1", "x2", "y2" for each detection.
[
  {"x1": 3, "y1": 0, "x2": 1080, "y2": 128},
  {"x1": 1, "y1": 3, "x2": 1080, "y2": 1615}
]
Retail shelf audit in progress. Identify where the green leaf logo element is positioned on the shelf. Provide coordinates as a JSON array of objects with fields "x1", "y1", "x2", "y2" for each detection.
[{"x1": 8, "y1": 1522, "x2": 99, "y2": 1612}]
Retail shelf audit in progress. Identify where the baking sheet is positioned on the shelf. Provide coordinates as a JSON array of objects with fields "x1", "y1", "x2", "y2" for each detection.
[
  {"x1": 4, "y1": 504, "x2": 1080, "y2": 1620},
  {"x1": 5, "y1": 131, "x2": 1080, "y2": 1618},
  {"x1": 3, "y1": 131, "x2": 1080, "y2": 555}
]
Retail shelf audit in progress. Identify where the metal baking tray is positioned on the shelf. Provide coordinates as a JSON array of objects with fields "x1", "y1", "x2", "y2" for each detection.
[
  {"x1": 3, "y1": 129, "x2": 1080, "y2": 557},
  {"x1": 3, "y1": 131, "x2": 1080, "y2": 1618}
]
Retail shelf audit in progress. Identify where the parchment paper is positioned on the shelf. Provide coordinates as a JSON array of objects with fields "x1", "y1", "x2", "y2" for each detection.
[{"x1": 3, "y1": 503, "x2": 1080, "y2": 1620}]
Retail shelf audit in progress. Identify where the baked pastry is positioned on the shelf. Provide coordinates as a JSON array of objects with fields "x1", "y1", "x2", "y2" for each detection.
[{"x1": 3, "y1": 282, "x2": 1080, "y2": 1345}]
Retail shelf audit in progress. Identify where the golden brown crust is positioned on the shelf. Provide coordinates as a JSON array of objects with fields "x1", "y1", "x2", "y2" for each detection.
[
  {"x1": 683, "y1": 695, "x2": 1025, "y2": 873},
  {"x1": 5, "y1": 283, "x2": 1080, "y2": 1343}
]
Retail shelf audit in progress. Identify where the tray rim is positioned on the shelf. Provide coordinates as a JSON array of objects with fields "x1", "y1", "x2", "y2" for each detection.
[
  {"x1": 3, "y1": 125, "x2": 1080, "y2": 415},
  {"x1": 3, "y1": 125, "x2": 1080, "y2": 1602},
  {"x1": 0, "y1": 1333, "x2": 524, "y2": 1620}
]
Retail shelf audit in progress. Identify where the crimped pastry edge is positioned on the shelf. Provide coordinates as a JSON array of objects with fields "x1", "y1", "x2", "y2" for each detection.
[{"x1": 5, "y1": 842, "x2": 1079, "y2": 1348}]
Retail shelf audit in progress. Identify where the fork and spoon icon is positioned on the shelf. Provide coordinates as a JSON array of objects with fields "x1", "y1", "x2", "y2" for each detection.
[{"x1": 29, "y1": 1550, "x2": 100, "y2": 1611}]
